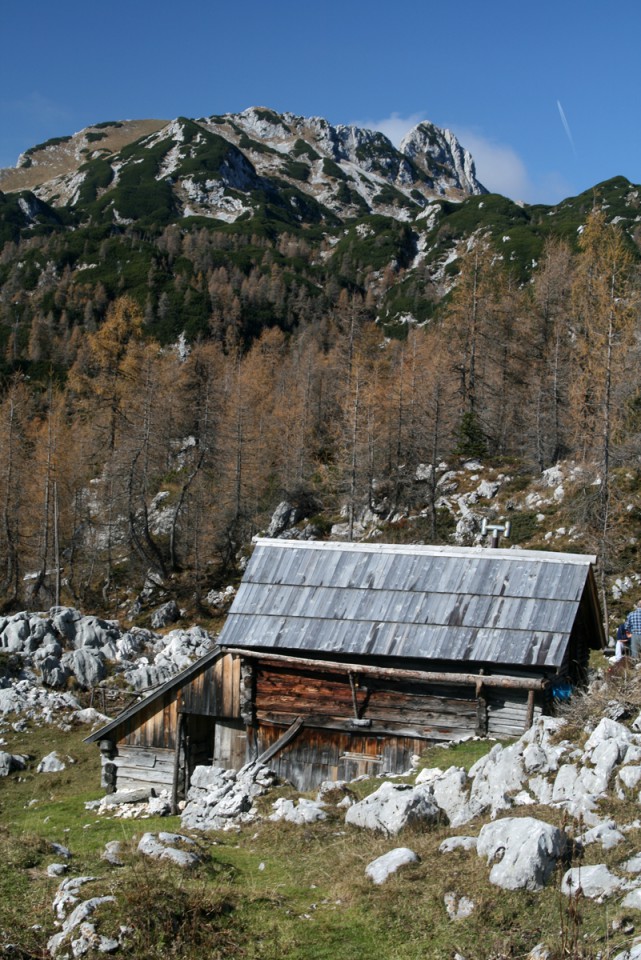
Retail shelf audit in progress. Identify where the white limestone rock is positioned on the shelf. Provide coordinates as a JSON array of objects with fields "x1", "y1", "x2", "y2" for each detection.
[
  {"x1": 561, "y1": 864, "x2": 626, "y2": 900},
  {"x1": 37, "y1": 750, "x2": 67, "y2": 773},
  {"x1": 477, "y1": 817, "x2": 567, "y2": 891},
  {"x1": 578, "y1": 819, "x2": 625, "y2": 850},
  {"x1": 150, "y1": 600, "x2": 180, "y2": 630},
  {"x1": 366, "y1": 847, "x2": 420, "y2": 885},
  {"x1": 47, "y1": 892, "x2": 117, "y2": 957},
  {"x1": 583, "y1": 717, "x2": 635, "y2": 757},
  {"x1": 444, "y1": 891, "x2": 475, "y2": 919},
  {"x1": 439, "y1": 836, "x2": 478, "y2": 854},
  {"x1": 623, "y1": 853, "x2": 641, "y2": 874},
  {"x1": 101, "y1": 841, "x2": 124, "y2": 866},
  {"x1": 270, "y1": 798, "x2": 327, "y2": 824},
  {"x1": 61, "y1": 648, "x2": 106, "y2": 688},
  {"x1": 137, "y1": 832, "x2": 200, "y2": 868},
  {"x1": 467, "y1": 742, "x2": 527, "y2": 818},
  {"x1": 0, "y1": 751, "x2": 26, "y2": 776},
  {"x1": 613, "y1": 939, "x2": 641, "y2": 960},
  {"x1": 345, "y1": 782, "x2": 440, "y2": 835},
  {"x1": 428, "y1": 766, "x2": 473, "y2": 826},
  {"x1": 622, "y1": 889, "x2": 641, "y2": 911}
]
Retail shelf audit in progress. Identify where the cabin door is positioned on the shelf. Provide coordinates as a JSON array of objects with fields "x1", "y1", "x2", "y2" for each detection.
[{"x1": 213, "y1": 719, "x2": 247, "y2": 769}]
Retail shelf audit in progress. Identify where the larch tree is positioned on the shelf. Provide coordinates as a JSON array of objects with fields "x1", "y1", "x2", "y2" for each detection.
[
  {"x1": 569, "y1": 208, "x2": 641, "y2": 629},
  {"x1": 0, "y1": 377, "x2": 32, "y2": 607},
  {"x1": 444, "y1": 238, "x2": 502, "y2": 457},
  {"x1": 529, "y1": 238, "x2": 575, "y2": 468}
]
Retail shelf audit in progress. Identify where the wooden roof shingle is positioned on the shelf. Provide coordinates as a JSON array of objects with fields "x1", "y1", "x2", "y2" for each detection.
[{"x1": 219, "y1": 540, "x2": 603, "y2": 669}]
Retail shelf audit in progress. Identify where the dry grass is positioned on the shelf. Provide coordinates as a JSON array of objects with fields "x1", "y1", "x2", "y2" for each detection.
[{"x1": 555, "y1": 660, "x2": 641, "y2": 742}]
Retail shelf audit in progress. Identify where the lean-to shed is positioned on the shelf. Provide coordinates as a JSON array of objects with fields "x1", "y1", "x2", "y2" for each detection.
[{"x1": 87, "y1": 540, "x2": 604, "y2": 795}]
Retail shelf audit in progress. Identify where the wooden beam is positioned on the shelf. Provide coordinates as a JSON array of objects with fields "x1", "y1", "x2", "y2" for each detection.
[
  {"x1": 254, "y1": 716, "x2": 305, "y2": 765},
  {"x1": 223, "y1": 647, "x2": 547, "y2": 691}
]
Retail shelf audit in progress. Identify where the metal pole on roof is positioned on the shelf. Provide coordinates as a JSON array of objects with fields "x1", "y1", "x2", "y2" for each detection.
[{"x1": 480, "y1": 518, "x2": 511, "y2": 548}]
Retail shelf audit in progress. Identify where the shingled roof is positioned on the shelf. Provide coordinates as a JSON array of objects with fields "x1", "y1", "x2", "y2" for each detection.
[{"x1": 219, "y1": 540, "x2": 603, "y2": 670}]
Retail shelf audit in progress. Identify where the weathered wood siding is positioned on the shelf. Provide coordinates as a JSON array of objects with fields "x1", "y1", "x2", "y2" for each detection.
[
  {"x1": 486, "y1": 688, "x2": 543, "y2": 737},
  {"x1": 181, "y1": 653, "x2": 241, "y2": 718},
  {"x1": 110, "y1": 652, "x2": 241, "y2": 751},
  {"x1": 252, "y1": 723, "x2": 425, "y2": 791},
  {"x1": 100, "y1": 652, "x2": 242, "y2": 795},
  {"x1": 252, "y1": 663, "x2": 485, "y2": 789},
  {"x1": 254, "y1": 663, "x2": 478, "y2": 739},
  {"x1": 111, "y1": 744, "x2": 175, "y2": 792}
]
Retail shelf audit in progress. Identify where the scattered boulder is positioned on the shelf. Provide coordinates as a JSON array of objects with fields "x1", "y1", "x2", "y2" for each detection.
[
  {"x1": 444, "y1": 891, "x2": 475, "y2": 919},
  {"x1": 0, "y1": 751, "x2": 26, "y2": 776},
  {"x1": 137, "y1": 832, "x2": 200, "y2": 868},
  {"x1": 345, "y1": 782, "x2": 440, "y2": 836},
  {"x1": 150, "y1": 601, "x2": 180, "y2": 630},
  {"x1": 267, "y1": 500, "x2": 304, "y2": 537},
  {"x1": 269, "y1": 798, "x2": 327, "y2": 824},
  {"x1": 577, "y1": 819, "x2": 625, "y2": 850},
  {"x1": 477, "y1": 817, "x2": 567, "y2": 891},
  {"x1": 365, "y1": 847, "x2": 420, "y2": 885},
  {"x1": 37, "y1": 750, "x2": 67, "y2": 773},
  {"x1": 205, "y1": 585, "x2": 236, "y2": 611},
  {"x1": 101, "y1": 841, "x2": 124, "y2": 866},
  {"x1": 100, "y1": 788, "x2": 154, "y2": 808},
  {"x1": 61, "y1": 648, "x2": 106, "y2": 688},
  {"x1": 439, "y1": 836, "x2": 478, "y2": 854},
  {"x1": 561, "y1": 864, "x2": 627, "y2": 900}
]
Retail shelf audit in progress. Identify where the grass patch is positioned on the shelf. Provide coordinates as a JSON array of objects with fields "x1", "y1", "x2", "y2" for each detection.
[{"x1": 0, "y1": 716, "x2": 636, "y2": 958}]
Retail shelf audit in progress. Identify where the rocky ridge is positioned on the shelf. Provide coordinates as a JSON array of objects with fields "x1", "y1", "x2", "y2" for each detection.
[{"x1": 0, "y1": 106, "x2": 485, "y2": 225}]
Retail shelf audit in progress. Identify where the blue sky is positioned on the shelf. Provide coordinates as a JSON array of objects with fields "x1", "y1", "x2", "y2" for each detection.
[{"x1": 1, "y1": 0, "x2": 639, "y2": 204}]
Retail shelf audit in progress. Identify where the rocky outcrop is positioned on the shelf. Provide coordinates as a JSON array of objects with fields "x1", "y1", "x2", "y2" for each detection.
[
  {"x1": 400, "y1": 122, "x2": 485, "y2": 195},
  {"x1": 181, "y1": 762, "x2": 278, "y2": 831},
  {"x1": 0, "y1": 608, "x2": 218, "y2": 699}
]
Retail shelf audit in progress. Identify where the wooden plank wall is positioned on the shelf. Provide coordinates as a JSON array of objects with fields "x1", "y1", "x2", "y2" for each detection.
[
  {"x1": 113, "y1": 652, "x2": 241, "y2": 750},
  {"x1": 253, "y1": 664, "x2": 483, "y2": 789},
  {"x1": 255, "y1": 664, "x2": 478, "y2": 741},
  {"x1": 181, "y1": 653, "x2": 241, "y2": 718},
  {"x1": 253, "y1": 723, "x2": 425, "y2": 792},
  {"x1": 112, "y1": 744, "x2": 175, "y2": 792},
  {"x1": 486, "y1": 688, "x2": 542, "y2": 738},
  {"x1": 118, "y1": 693, "x2": 179, "y2": 750}
]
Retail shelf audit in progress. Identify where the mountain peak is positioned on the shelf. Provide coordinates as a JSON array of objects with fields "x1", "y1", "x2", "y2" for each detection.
[{"x1": 400, "y1": 121, "x2": 485, "y2": 196}]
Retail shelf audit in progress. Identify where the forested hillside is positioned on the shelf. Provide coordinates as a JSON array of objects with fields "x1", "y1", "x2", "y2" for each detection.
[{"x1": 1, "y1": 110, "x2": 641, "y2": 620}]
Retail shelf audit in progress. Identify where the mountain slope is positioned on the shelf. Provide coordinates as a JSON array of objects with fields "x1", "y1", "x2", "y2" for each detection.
[{"x1": 0, "y1": 107, "x2": 486, "y2": 227}]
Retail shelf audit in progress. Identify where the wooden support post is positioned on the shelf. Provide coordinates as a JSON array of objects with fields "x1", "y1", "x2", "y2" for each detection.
[
  {"x1": 475, "y1": 679, "x2": 488, "y2": 736},
  {"x1": 171, "y1": 712, "x2": 185, "y2": 816},
  {"x1": 525, "y1": 689, "x2": 536, "y2": 731}
]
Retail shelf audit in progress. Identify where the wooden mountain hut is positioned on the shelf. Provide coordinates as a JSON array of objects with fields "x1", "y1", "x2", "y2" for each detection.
[{"x1": 87, "y1": 540, "x2": 604, "y2": 796}]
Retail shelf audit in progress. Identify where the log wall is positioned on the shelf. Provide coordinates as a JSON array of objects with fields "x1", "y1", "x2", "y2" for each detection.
[{"x1": 250, "y1": 663, "x2": 548, "y2": 788}]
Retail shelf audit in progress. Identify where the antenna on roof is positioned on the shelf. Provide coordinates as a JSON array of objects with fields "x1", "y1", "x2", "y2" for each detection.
[{"x1": 480, "y1": 518, "x2": 511, "y2": 549}]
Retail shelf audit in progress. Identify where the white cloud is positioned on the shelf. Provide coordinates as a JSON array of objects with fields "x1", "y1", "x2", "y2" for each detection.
[
  {"x1": 453, "y1": 129, "x2": 531, "y2": 200},
  {"x1": 451, "y1": 128, "x2": 573, "y2": 205}
]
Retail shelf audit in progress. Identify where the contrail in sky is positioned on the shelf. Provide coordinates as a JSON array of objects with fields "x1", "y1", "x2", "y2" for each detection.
[{"x1": 557, "y1": 100, "x2": 576, "y2": 156}]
